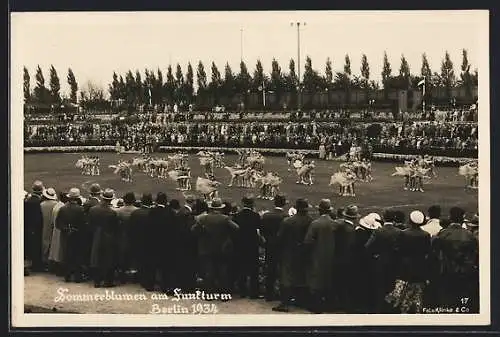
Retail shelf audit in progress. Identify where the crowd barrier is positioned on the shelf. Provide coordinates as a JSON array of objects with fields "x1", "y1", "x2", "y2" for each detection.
[{"x1": 24, "y1": 145, "x2": 476, "y2": 166}]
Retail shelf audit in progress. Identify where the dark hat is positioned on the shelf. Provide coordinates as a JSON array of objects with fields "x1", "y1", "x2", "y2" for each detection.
[
  {"x1": 317, "y1": 199, "x2": 333, "y2": 212},
  {"x1": 449, "y1": 207, "x2": 465, "y2": 223},
  {"x1": 141, "y1": 193, "x2": 153, "y2": 206},
  {"x1": 89, "y1": 183, "x2": 102, "y2": 195},
  {"x1": 209, "y1": 198, "x2": 225, "y2": 209},
  {"x1": 32, "y1": 180, "x2": 44, "y2": 194},
  {"x1": 67, "y1": 187, "x2": 81, "y2": 199},
  {"x1": 295, "y1": 198, "x2": 310, "y2": 211},
  {"x1": 123, "y1": 192, "x2": 136, "y2": 205},
  {"x1": 169, "y1": 199, "x2": 181, "y2": 210},
  {"x1": 242, "y1": 195, "x2": 255, "y2": 208},
  {"x1": 102, "y1": 188, "x2": 115, "y2": 201},
  {"x1": 342, "y1": 205, "x2": 360, "y2": 219},
  {"x1": 156, "y1": 192, "x2": 168, "y2": 206},
  {"x1": 273, "y1": 194, "x2": 286, "y2": 207}
]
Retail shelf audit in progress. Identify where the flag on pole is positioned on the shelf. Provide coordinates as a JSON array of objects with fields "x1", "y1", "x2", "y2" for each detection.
[
  {"x1": 417, "y1": 79, "x2": 425, "y2": 87},
  {"x1": 148, "y1": 88, "x2": 152, "y2": 106}
]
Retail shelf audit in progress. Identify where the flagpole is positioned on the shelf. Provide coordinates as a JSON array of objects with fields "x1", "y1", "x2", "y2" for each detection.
[
  {"x1": 422, "y1": 77, "x2": 426, "y2": 116},
  {"x1": 262, "y1": 80, "x2": 266, "y2": 107}
]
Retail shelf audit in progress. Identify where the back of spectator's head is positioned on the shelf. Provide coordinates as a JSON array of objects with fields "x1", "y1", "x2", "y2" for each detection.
[
  {"x1": 274, "y1": 194, "x2": 286, "y2": 208},
  {"x1": 141, "y1": 193, "x2": 153, "y2": 207},
  {"x1": 223, "y1": 201, "x2": 233, "y2": 215},
  {"x1": 440, "y1": 217, "x2": 451, "y2": 229},
  {"x1": 449, "y1": 207, "x2": 465, "y2": 224},
  {"x1": 409, "y1": 210, "x2": 426, "y2": 227},
  {"x1": 59, "y1": 192, "x2": 69, "y2": 204},
  {"x1": 295, "y1": 198, "x2": 310, "y2": 213},
  {"x1": 242, "y1": 195, "x2": 255, "y2": 209},
  {"x1": 337, "y1": 207, "x2": 345, "y2": 218},
  {"x1": 428, "y1": 205, "x2": 442, "y2": 219},
  {"x1": 123, "y1": 192, "x2": 136, "y2": 205},
  {"x1": 169, "y1": 199, "x2": 181, "y2": 210},
  {"x1": 393, "y1": 210, "x2": 406, "y2": 224},
  {"x1": 382, "y1": 209, "x2": 395, "y2": 223},
  {"x1": 156, "y1": 192, "x2": 168, "y2": 206}
]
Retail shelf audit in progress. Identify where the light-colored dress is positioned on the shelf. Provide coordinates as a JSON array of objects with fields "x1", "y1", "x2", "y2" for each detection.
[
  {"x1": 40, "y1": 199, "x2": 58, "y2": 264},
  {"x1": 48, "y1": 201, "x2": 65, "y2": 263}
]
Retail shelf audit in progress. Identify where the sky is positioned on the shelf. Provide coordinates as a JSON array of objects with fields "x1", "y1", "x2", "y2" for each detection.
[{"x1": 11, "y1": 10, "x2": 486, "y2": 97}]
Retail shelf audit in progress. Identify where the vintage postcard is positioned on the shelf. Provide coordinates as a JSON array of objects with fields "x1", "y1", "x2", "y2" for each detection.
[{"x1": 10, "y1": 10, "x2": 490, "y2": 327}]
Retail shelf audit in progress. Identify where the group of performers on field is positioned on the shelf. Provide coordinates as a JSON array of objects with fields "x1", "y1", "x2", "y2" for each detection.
[{"x1": 76, "y1": 155, "x2": 100, "y2": 176}]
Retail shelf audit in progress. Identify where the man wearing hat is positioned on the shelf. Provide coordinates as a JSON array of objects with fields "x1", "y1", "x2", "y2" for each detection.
[
  {"x1": 115, "y1": 192, "x2": 139, "y2": 283},
  {"x1": 56, "y1": 188, "x2": 86, "y2": 282},
  {"x1": 24, "y1": 180, "x2": 45, "y2": 274},
  {"x1": 432, "y1": 207, "x2": 479, "y2": 311},
  {"x1": 261, "y1": 194, "x2": 288, "y2": 301},
  {"x1": 82, "y1": 183, "x2": 102, "y2": 277},
  {"x1": 40, "y1": 187, "x2": 59, "y2": 268},
  {"x1": 232, "y1": 195, "x2": 262, "y2": 299},
  {"x1": 129, "y1": 193, "x2": 154, "y2": 290},
  {"x1": 273, "y1": 198, "x2": 313, "y2": 312},
  {"x1": 192, "y1": 198, "x2": 239, "y2": 293},
  {"x1": 364, "y1": 209, "x2": 403, "y2": 313},
  {"x1": 89, "y1": 188, "x2": 120, "y2": 288},
  {"x1": 386, "y1": 210, "x2": 431, "y2": 313},
  {"x1": 303, "y1": 199, "x2": 338, "y2": 313}
]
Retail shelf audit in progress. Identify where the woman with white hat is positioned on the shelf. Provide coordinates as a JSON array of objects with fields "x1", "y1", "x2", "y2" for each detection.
[
  {"x1": 40, "y1": 187, "x2": 58, "y2": 268},
  {"x1": 385, "y1": 210, "x2": 431, "y2": 314},
  {"x1": 352, "y1": 212, "x2": 382, "y2": 313}
]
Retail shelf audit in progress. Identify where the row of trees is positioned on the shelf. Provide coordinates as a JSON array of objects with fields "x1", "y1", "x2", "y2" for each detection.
[{"x1": 24, "y1": 49, "x2": 478, "y2": 109}]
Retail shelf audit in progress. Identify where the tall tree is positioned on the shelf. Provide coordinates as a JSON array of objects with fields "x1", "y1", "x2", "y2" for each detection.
[
  {"x1": 118, "y1": 75, "x2": 126, "y2": 101},
  {"x1": 135, "y1": 70, "x2": 143, "y2": 105},
  {"x1": 325, "y1": 57, "x2": 333, "y2": 87},
  {"x1": 125, "y1": 70, "x2": 135, "y2": 106},
  {"x1": 23, "y1": 67, "x2": 30, "y2": 103},
  {"x1": 270, "y1": 58, "x2": 284, "y2": 106},
  {"x1": 440, "y1": 51, "x2": 456, "y2": 100},
  {"x1": 460, "y1": 49, "x2": 473, "y2": 99},
  {"x1": 286, "y1": 59, "x2": 298, "y2": 92},
  {"x1": 223, "y1": 62, "x2": 236, "y2": 99},
  {"x1": 344, "y1": 54, "x2": 352, "y2": 76},
  {"x1": 67, "y1": 68, "x2": 78, "y2": 104},
  {"x1": 236, "y1": 60, "x2": 252, "y2": 95},
  {"x1": 252, "y1": 59, "x2": 267, "y2": 90},
  {"x1": 49, "y1": 65, "x2": 61, "y2": 104},
  {"x1": 155, "y1": 68, "x2": 164, "y2": 105},
  {"x1": 381, "y1": 51, "x2": 392, "y2": 94},
  {"x1": 109, "y1": 71, "x2": 120, "y2": 100},
  {"x1": 175, "y1": 63, "x2": 184, "y2": 102},
  {"x1": 33, "y1": 65, "x2": 48, "y2": 104},
  {"x1": 196, "y1": 61, "x2": 208, "y2": 98},
  {"x1": 399, "y1": 54, "x2": 411, "y2": 89},
  {"x1": 360, "y1": 54, "x2": 370, "y2": 85},
  {"x1": 303, "y1": 56, "x2": 318, "y2": 92},
  {"x1": 185, "y1": 63, "x2": 194, "y2": 103},
  {"x1": 210, "y1": 62, "x2": 222, "y2": 103},
  {"x1": 165, "y1": 65, "x2": 175, "y2": 104},
  {"x1": 420, "y1": 53, "x2": 432, "y2": 80}
]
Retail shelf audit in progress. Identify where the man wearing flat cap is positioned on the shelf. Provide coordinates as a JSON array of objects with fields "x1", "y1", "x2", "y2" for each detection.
[
  {"x1": 232, "y1": 195, "x2": 262, "y2": 299},
  {"x1": 273, "y1": 198, "x2": 313, "y2": 312},
  {"x1": 191, "y1": 198, "x2": 239, "y2": 293},
  {"x1": 89, "y1": 188, "x2": 120, "y2": 288},
  {"x1": 24, "y1": 180, "x2": 45, "y2": 274},
  {"x1": 303, "y1": 199, "x2": 338, "y2": 313},
  {"x1": 432, "y1": 207, "x2": 479, "y2": 311},
  {"x1": 56, "y1": 187, "x2": 86, "y2": 282}
]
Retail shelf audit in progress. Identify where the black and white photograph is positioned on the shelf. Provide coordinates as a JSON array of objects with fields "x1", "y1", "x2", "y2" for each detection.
[{"x1": 10, "y1": 10, "x2": 490, "y2": 327}]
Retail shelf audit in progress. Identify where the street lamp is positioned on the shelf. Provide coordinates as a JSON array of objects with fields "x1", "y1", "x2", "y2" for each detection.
[{"x1": 291, "y1": 21, "x2": 306, "y2": 112}]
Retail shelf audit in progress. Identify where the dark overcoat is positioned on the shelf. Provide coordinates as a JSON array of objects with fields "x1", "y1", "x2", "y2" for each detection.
[{"x1": 89, "y1": 203, "x2": 120, "y2": 269}]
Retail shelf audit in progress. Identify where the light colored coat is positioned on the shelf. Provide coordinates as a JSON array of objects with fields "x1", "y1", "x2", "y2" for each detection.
[
  {"x1": 48, "y1": 201, "x2": 65, "y2": 263},
  {"x1": 40, "y1": 199, "x2": 58, "y2": 263}
]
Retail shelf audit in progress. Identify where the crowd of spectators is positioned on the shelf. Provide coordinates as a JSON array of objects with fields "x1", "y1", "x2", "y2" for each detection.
[
  {"x1": 25, "y1": 180, "x2": 479, "y2": 314},
  {"x1": 25, "y1": 111, "x2": 478, "y2": 158}
]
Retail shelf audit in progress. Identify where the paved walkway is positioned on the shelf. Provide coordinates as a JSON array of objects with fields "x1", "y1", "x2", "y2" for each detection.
[{"x1": 24, "y1": 273, "x2": 309, "y2": 314}]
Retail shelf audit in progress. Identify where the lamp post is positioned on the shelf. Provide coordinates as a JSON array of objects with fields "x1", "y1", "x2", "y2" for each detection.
[{"x1": 291, "y1": 21, "x2": 306, "y2": 111}]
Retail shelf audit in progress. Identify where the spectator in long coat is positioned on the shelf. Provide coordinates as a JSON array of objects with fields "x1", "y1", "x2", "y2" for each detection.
[
  {"x1": 24, "y1": 180, "x2": 45, "y2": 274},
  {"x1": 352, "y1": 212, "x2": 382, "y2": 313},
  {"x1": 83, "y1": 183, "x2": 102, "y2": 275},
  {"x1": 191, "y1": 198, "x2": 239, "y2": 293},
  {"x1": 432, "y1": 207, "x2": 479, "y2": 311},
  {"x1": 129, "y1": 193, "x2": 154, "y2": 290},
  {"x1": 303, "y1": 199, "x2": 338, "y2": 313},
  {"x1": 40, "y1": 187, "x2": 58, "y2": 267},
  {"x1": 273, "y1": 198, "x2": 313, "y2": 312},
  {"x1": 331, "y1": 204, "x2": 358, "y2": 313},
  {"x1": 48, "y1": 192, "x2": 69, "y2": 275},
  {"x1": 89, "y1": 188, "x2": 120, "y2": 288},
  {"x1": 115, "y1": 192, "x2": 138, "y2": 283},
  {"x1": 365, "y1": 209, "x2": 403, "y2": 313},
  {"x1": 172, "y1": 195, "x2": 198, "y2": 292},
  {"x1": 385, "y1": 210, "x2": 431, "y2": 313},
  {"x1": 232, "y1": 195, "x2": 262, "y2": 298},
  {"x1": 56, "y1": 188, "x2": 86, "y2": 282},
  {"x1": 261, "y1": 194, "x2": 287, "y2": 301}
]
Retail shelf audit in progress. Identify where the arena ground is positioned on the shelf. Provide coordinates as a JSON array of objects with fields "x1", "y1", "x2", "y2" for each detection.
[{"x1": 24, "y1": 152, "x2": 479, "y2": 217}]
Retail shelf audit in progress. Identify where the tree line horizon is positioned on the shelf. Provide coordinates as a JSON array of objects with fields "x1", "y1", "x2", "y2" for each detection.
[{"x1": 23, "y1": 49, "x2": 478, "y2": 110}]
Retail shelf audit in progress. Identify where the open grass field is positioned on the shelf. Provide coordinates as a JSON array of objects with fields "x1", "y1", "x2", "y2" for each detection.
[{"x1": 24, "y1": 152, "x2": 479, "y2": 218}]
